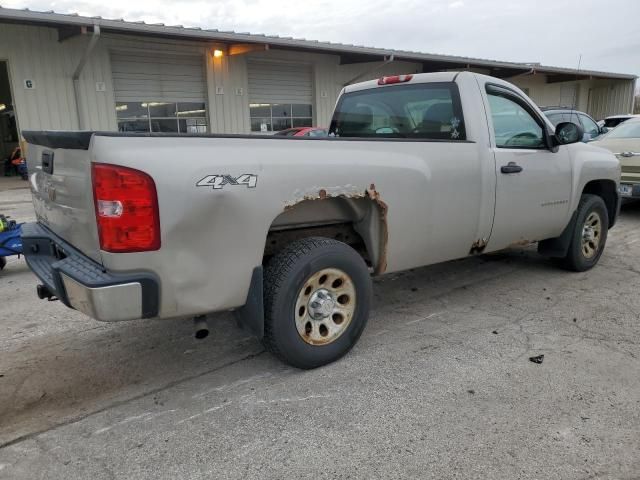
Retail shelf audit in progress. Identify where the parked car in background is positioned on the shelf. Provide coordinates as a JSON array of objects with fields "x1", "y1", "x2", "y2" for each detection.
[
  {"x1": 601, "y1": 114, "x2": 640, "y2": 130},
  {"x1": 541, "y1": 107, "x2": 607, "y2": 142},
  {"x1": 591, "y1": 117, "x2": 640, "y2": 200},
  {"x1": 274, "y1": 127, "x2": 328, "y2": 137}
]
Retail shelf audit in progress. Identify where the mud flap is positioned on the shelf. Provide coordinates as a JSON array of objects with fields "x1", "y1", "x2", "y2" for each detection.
[
  {"x1": 234, "y1": 266, "x2": 264, "y2": 339},
  {"x1": 537, "y1": 210, "x2": 578, "y2": 258}
]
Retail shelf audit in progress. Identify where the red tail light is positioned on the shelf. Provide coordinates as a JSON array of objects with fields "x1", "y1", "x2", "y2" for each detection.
[
  {"x1": 378, "y1": 74, "x2": 413, "y2": 85},
  {"x1": 92, "y1": 163, "x2": 160, "y2": 253}
]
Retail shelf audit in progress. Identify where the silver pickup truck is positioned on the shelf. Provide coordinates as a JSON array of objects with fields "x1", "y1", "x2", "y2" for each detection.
[{"x1": 22, "y1": 72, "x2": 620, "y2": 368}]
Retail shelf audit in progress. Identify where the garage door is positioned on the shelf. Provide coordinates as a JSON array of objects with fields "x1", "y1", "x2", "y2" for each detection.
[
  {"x1": 247, "y1": 61, "x2": 313, "y2": 132},
  {"x1": 112, "y1": 52, "x2": 208, "y2": 133}
]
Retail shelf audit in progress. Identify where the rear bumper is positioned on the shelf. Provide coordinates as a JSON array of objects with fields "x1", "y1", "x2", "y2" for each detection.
[{"x1": 21, "y1": 222, "x2": 159, "y2": 321}]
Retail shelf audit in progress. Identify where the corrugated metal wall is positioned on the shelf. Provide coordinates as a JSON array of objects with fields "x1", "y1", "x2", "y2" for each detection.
[
  {"x1": 511, "y1": 75, "x2": 636, "y2": 119},
  {"x1": 206, "y1": 51, "x2": 250, "y2": 134},
  {"x1": 588, "y1": 80, "x2": 637, "y2": 120},
  {"x1": 0, "y1": 24, "x2": 81, "y2": 131},
  {"x1": 0, "y1": 25, "x2": 209, "y2": 132}
]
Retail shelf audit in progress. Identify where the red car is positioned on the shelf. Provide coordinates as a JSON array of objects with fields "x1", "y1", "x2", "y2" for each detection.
[{"x1": 275, "y1": 127, "x2": 328, "y2": 137}]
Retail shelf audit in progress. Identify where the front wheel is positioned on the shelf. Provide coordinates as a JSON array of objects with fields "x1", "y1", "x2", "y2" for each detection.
[
  {"x1": 262, "y1": 237, "x2": 372, "y2": 369},
  {"x1": 559, "y1": 194, "x2": 609, "y2": 272}
]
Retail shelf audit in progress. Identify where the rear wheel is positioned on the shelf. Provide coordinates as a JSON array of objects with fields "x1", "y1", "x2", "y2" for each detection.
[
  {"x1": 559, "y1": 194, "x2": 608, "y2": 272},
  {"x1": 263, "y1": 237, "x2": 372, "y2": 369},
  {"x1": 0, "y1": 256, "x2": 5, "y2": 270}
]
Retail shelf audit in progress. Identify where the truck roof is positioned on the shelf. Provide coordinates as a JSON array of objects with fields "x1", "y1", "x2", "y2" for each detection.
[
  {"x1": 343, "y1": 71, "x2": 459, "y2": 94},
  {"x1": 341, "y1": 71, "x2": 523, "y2": 96}
]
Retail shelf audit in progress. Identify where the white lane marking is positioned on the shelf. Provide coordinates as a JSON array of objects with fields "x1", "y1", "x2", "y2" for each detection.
[
  {"x1": 372, "y1": 329, "x2": 390, "y2": 337},
  {"x1": 93, "y1": 409, "x2": 176, "y2": 435},
  {"x1": 175, "y1": 403, "x2": 231, "y2": 425},
  {"x1": 254, "y1": 394, "x2": 331, "y2": 404},
  {"x1": 175, "y1": 394, "x2": 330, "y2": 425},
  {"x1": 405, "y1": 311, "x2": 445, "y2": 325},
  {"x1": 193, "y1": 372, "x2": 273, "y2": 399}
]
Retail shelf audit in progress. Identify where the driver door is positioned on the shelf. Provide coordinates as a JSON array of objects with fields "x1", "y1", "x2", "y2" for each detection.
[{"x1": 483, "y1": 84, "x2": 573, "y2": 251}]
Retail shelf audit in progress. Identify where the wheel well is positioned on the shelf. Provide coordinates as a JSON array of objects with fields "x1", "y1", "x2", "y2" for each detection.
[
  {"x1": 582, "y1": 180, "x2": 618, "y2": 228},
  {"x1": 263, "y1": 195, "x2": 388, "y2": 274}
]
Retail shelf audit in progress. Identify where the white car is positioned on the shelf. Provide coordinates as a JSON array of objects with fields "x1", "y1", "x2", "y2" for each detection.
[{"x1": 601, "y1": 114, "x2": 640, "y2": 130}]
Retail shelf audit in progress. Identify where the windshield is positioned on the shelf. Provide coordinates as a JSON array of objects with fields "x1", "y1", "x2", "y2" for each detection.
[
  {"x1": 604, "y1": 117, "x2": 632, "y2": 128},
  {"x1": 604, "y1": 121, "x2": 640, "y2": 139},
  {"x1": 308, "y1": 128, "x2": 328, "y2": 137}
]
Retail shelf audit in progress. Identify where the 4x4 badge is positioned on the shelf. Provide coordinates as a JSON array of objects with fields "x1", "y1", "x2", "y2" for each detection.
[{"x1": 196, "y1": 174, "x2": 258, "y2": 190}]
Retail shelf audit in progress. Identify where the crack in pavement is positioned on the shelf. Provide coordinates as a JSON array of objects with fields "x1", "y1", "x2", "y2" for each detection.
[{"x1": 0, "y1": 349, "x2": 266, "y2": 451}]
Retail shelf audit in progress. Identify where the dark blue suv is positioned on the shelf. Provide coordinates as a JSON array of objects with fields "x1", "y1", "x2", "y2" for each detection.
[{"x1": 541, "y1": 107, "x2": 608, "y2": 142}]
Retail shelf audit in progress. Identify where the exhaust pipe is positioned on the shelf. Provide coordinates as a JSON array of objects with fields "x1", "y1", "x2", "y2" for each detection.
[
  {"x1": 194, "y1": 315, "x2": 209, "y2": 339},
  {"x1": 37, "y1": 284, "x2": 57, "y2": 301}
]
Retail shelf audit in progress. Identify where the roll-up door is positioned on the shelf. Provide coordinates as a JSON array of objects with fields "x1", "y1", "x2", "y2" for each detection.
[
  {"x1": 112, "y1": 52, "x2": 208, "y2": 133},
  {"x1": 247, "y1": 61, "x2": 314, "y2": 132}
]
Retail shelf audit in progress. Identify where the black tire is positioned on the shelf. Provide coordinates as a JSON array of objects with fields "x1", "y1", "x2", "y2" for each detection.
[
  {"x1": 263, "y1": 237, "x2": 372, "y2": 369},
  {"x1": 0, "y1": 256, "x2": 5, "y2": 270},
  {"x1": 559, "y1": 194, "x2": 609, "y2": 272}
]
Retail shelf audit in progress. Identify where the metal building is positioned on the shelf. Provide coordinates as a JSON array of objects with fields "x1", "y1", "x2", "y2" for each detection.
[{"x1": 0, "y1": 6, "x2": 636, "y2": 161}]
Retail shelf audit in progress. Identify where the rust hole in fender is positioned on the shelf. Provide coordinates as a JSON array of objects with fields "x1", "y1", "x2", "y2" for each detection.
[
  {"x1": 366, "y1": 183, "x2": 389, "y2": 274},
  {"x1": 509, "y1": 238, "x2": 532, "y2": 248},
  {"x1": 469, "y1": 238, "x2": 488, "y2": 255},
  {"x1": 280, "y1": 184, "x2": 389, "y2": 275}
]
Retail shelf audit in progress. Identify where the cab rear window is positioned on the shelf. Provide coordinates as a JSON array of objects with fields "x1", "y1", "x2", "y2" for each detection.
[{"x1": 329, "y1": 82, "x2": 466, "y2": 140}]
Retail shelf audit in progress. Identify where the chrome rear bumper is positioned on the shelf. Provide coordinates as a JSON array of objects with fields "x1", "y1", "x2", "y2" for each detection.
[{"x1": 21, "y1": 222, "x2": 159, "y2": 321}]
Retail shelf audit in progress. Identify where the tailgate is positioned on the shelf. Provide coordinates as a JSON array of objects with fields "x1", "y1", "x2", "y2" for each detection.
[{"x1": 23, "y1": 131, "x2": 102, "y2": 263}]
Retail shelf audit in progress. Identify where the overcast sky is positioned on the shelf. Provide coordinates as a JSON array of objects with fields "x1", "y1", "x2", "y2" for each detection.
[{"x1": 3, "y1": 0, "x2": 639, "y2": 81}]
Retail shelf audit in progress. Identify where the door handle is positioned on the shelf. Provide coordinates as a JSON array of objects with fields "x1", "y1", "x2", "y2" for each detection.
[{"x1": 501, "y1": 162, "x2": 522, "y2": 174}]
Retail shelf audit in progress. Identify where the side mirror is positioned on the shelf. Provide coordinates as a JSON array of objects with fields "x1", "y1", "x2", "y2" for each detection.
[
  {"x1": 555, "y1": 122, "x2": 584, "y2": 145},
  {"x1": 599, "y1": 126, "x2": 609, "y2": 134}
]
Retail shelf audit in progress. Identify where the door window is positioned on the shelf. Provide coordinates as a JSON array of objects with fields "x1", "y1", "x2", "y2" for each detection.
[
  {"x1": 486, "y1": 91, "x2": 545, "y2": 148},
  {"x1": 579, "y1": 114, "x2": 599, "y2": 137}
]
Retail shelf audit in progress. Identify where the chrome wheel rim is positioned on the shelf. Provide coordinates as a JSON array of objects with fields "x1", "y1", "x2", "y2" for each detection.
[
  {"x1": 294, "y1": 268, "x2": 356, "y2": 345},
  {"x1": 581, "y1": 211, "x2": 602, "y2": 259}
]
